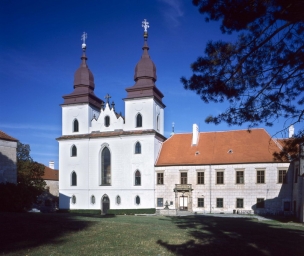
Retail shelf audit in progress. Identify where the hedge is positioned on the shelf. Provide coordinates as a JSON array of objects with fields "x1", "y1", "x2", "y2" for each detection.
[
  {"x1": 57, "y1": 209, "x2": 101, "y2": 215},
  {"x1": 57, "y1": 208, "x2": 156, "y2": 215},
  {"x1": 107, "y1": 208, "x2": 155, "y2": 215}
]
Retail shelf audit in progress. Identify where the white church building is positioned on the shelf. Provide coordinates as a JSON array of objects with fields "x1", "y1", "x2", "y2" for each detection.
[{"x1": 58, "y1": 21, "x2": 303, "y2": 219}]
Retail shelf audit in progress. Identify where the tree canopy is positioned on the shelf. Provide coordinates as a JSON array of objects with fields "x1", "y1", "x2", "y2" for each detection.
[
  {"x1": 17, "y1": 142, "x2": 46, "y2": 192},
  {"x1": 181, "y1": 0, "x2": 304, "y2": 142}
]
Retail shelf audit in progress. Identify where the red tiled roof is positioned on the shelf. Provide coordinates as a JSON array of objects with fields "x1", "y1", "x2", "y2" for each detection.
[
  {"x1": 0, "y1": 130, "x2": 18, "y2": 142},
  {"x1": 43, "y1": 166, "x2": 59, "y2": 181},
  {"x1": 156, "y1": 128, "x2": 287, "y2": 166}
]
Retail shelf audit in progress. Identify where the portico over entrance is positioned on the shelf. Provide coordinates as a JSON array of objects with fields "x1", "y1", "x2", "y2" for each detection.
[{"x1": 174, "y1": 184, "x2": 193, "y2": 211}]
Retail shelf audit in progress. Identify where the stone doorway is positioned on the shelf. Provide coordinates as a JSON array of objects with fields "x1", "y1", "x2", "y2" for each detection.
[{"x1": 179, "y1": 195, "x2": 188, "y2": 210}]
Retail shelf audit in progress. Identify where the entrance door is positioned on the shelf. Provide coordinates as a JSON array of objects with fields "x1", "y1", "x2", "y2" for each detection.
[
  {"x1": 102, "y1": 196, "x2": 110, "y2": 214},
  {"x1": 179, "y1": 196, "x2": 188, "y2": 210}
]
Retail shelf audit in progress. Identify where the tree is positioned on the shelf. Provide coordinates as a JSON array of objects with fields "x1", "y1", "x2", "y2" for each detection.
[
  {"x1": 17, "y1": 142, "x2": 46, "y2": 192},
  {"x1": 181, "y1": 0, "x2": 304, "y2": 159}
]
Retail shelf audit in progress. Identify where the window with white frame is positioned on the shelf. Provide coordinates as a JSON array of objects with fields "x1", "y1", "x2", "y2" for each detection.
[
  {"x1": 216, "y1": 171, "x2": 224, "y2": 184},
  {"x1": 198, "y1": 198, "x2": 204, "y2": 207},
  {"x1": 157, "y1": 198, "x2": 163, "y2": 207},
  {"x1": 278, "y1": 169, "x2": 287, "y2": 184},
  {"x1": 257, "y1": 170, "x2": 265, "y2": 183},
  {"x1": 236, "y1": 170, "x2": 244, "y2": 184},
  {"x1": 236, "y1": 198, "x2": 243, "y2": 208},
  {"x1": 216, "y1": 198, "x2": 223, "y2": 208},
  {"x1": 157, "y1": 172, "x2": 164, "y2": 185},
  {"x1": 197, "y1": 171, "x2": 204, "y2": 184}
]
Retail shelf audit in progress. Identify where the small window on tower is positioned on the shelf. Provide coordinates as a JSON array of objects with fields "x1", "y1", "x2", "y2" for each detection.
[
  {"x1": 73, "y1": 119, "x2": 79, "y2": 132},
  {"x1": 105, "y1": 116, "x2": 110, "y2": 127},
  {"x1": 136, "y1": 114, "x2": 142, "y2": 127},
  {"x1": 135, "y1": 142, "x2": 141, "y2": 154},
  {"x1": 71, "y1": 145, "x2": 77, "y2": 157}
]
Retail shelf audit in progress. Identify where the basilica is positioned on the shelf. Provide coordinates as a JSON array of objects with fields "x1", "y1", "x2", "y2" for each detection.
[{"x1": 57, "y1": 21, "x2": 303, "y2": 221}]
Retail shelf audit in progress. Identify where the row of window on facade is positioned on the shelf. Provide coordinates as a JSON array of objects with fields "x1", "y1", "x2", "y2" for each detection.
[
  {"x1": 70, "y1": 169, "x2": 141, "y2": 186},
  {"x1": 156, "y1": 197, "x2": 287, "y2": 210},
  {"x1": 71, "y1": 147, "x2": 142, "y2": 186},
  {"x1": 70, "y1": 142, "x2": 142, "y2": 158},
  {"x1": 156, "y1": 169, "x2": 290, "y2": 185},
  {"x1": 70, "y1": 194, "x2": 141, "y2": 205},
  {"x1": 72, "y1": 113, "x2": 145, "y2": 132}
]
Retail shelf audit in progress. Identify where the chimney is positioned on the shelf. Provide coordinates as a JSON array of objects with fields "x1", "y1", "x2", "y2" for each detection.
[
  {"x1": 192, "y1": 124, "x2": 199, "y2": 146},
  {"x1": 289, "y1": 125, "x2": 294, "y2": 138},
  {"x1": 49, "y1": 161, "x2": 54, "y2": 169}
]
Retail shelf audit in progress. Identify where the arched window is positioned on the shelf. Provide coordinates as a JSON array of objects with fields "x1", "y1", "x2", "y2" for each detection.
[
  {"x1": 157, "y1": 115, "x2": 160, "y2": 131},
  {"x1": 105, "y1": 116, "x2": 110, "y2": 127},
  {"x1": 136, "y1": 114, "x2": 142, "y2": 127},
  {"x1": 135, "y1": 196, "x2": 140, "y2": 205},
  {"x1": 71, "y1": 145, "x2": 77, "y2": 157},
  {"x1": 135, "y1": 170, "x2": 141, "y2": 186},
  {"x1": 91, "y1": 195, "x2": 95, "y2": 204},
  {"x1": 71, "y1": 171, "x2": 77, "y2": 186},
  {"x1": 116, "y1": 195, "x2": 121, "y2": 205},
  {"x1": 73, "y1": 119, "x2": 79, "y2": 132},
  {"x1": 71, "y1": 195, "x2": 76, "y2": 204},
  {"x1": 101, "y1": 147, "x2": 111, "y2": 185},
  {"x1": 135, "y1": 142, "x2": 141, "y2": 154}
]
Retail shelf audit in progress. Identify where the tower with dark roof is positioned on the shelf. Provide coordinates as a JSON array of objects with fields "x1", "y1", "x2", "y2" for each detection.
[
  {"x1": 61, "y1": 39, "x2": 103, "y2": 135},
  {"x1": 124, "y1": 24, "x2": 165, "y2": 134}
]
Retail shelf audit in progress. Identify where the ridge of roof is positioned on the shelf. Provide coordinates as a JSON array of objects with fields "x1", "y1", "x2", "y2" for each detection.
[{"x1": 0, "y1": 130, "x2": 18, "y2": 142}]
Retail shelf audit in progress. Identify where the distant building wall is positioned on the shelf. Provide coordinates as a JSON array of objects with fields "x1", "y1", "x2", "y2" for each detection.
[{"x1": 0, "y1": 139, "x2": 17, "y2": 184}]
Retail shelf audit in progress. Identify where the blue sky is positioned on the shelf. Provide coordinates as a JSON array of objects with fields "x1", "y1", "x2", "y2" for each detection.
[{"x1": 0, "y1": 0, "x2": 291, "y2": 169}]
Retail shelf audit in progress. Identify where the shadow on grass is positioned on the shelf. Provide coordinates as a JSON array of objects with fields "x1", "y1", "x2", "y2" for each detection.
[
  {"x1": 157, "y1": 216, "x2": 304, "y2": 256},
  {"x1": 0, "y1": 212, "x2": 115, "y2": 254}
]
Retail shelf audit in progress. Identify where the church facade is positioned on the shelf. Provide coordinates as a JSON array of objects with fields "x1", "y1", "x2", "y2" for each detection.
[
  {"x1": 58, "y1": 26, "x2": 166, "y2": 213},
  {"x1": 58, "y1": 22, "x2": 303, "y2": 220}
]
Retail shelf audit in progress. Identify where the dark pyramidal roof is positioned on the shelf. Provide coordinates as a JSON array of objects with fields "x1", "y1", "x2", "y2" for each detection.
[
  {"x1": 62, "y1": 47, "x2": 103, "y2": 109},
  {"x1": 125, "y1": 32, "x2": 164, "y2": 107}
]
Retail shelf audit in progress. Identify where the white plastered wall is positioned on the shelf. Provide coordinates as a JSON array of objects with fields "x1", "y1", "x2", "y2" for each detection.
[
  {"x1": 59, "y1": 134, "x2": 162, "y2": 210},
  {"x1": 124, "y1": 98, "x2": 164, "y2": 135},
  {"x1": 62, "y1": 104, "x2": 100, "y2": 135}
]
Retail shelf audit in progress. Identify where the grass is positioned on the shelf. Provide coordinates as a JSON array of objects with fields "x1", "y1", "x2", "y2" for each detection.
[{"x1": 0, "y1": 212, "x2": 303, "y2": 256}]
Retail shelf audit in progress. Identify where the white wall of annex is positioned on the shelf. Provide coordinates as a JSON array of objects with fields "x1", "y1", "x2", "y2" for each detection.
[{"x1": 155, "y1": 162, "x2": 291, "y2": 213}]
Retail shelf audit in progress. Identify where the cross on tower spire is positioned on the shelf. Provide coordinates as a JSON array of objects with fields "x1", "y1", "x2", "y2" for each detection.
[
  {"x1": 81, "y1": 32, "x2": 87, "y2": 50},
  {"x1": 142, "y1": 19, "x2": 149, "y2": 32},
  {"x1": 105, "y1": 93, "x2": 111, "y2": 104},
  {"x1": 142, "y1": 19, "x2": 149, "y2": 39}
]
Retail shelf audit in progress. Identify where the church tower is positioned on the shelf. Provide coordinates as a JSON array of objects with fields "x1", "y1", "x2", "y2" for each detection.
[
  {"x1": 61, "y1": 32, "x2": 103, "y2": 135},
  {"x1": 124, "y1": 19, "x2": 165, "y2": 135}
]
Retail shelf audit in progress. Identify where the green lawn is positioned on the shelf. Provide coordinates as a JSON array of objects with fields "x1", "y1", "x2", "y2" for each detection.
[{"x1": 0, "y1": 212, "x2": 303, "y2": 256}]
